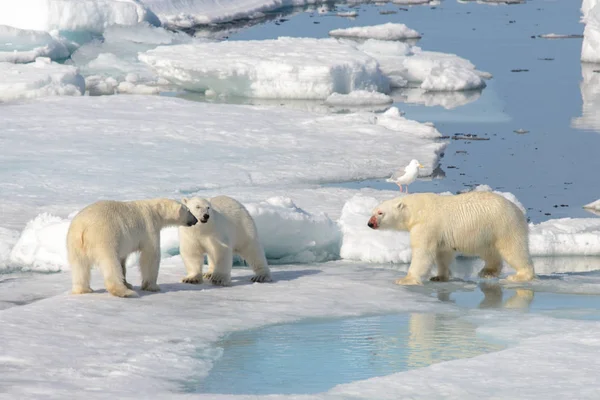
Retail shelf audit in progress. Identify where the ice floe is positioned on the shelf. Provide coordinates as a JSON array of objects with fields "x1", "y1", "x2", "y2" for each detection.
[
  {"x1": 355, "y1": 39, "x2": 491, "y2": 91},
  {"x1": 0, "y1": 57, "x2": 85, "y2": 102},
  {"x1": 0, "y1": 0, "x2": 160, "y2": 33},
  {"x1": 139, "y1": 37, "x2": 390, "y2": 99},
  {"x1": 329, "y1": 23, "x2": 421, "y2": 41},
  {"x1": 0, "y1": 25, "x2": 75, "y2": 63},
  {"x1": 582, "y1": 0, "x2": 600, "y2": 63},
  {"x1": 0, "y1": 95, "x2": 445, "y2": 230},
  {"x1": 139, "y1": 36, "x2": 490, "y2": 99}
]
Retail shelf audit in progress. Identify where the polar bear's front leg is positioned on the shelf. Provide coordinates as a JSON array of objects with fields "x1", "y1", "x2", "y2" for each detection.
[
  {"x1": 140, "y1": 246, "x2": 161, "y2": 292},
  {"x1": 181, "y1": 249, "x2": 204, "y2": 284},
  {"x1": 396, "y1": 248, "x2": 434, "y2": 286},
  {"x1": 120, "y1": 258, "x2": 133, "y2": 289},
  {"x1": 206, "y1": 243, "x2": 233, "y2": 286}
]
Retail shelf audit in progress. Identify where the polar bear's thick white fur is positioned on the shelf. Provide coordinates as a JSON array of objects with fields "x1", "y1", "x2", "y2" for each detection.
[
  {"x1": 368, "y1": 191, "x2": 536, "y2": 285},
  {"x1": 67, "y1": 199, "x2": 198, "y2": 297},
  {"x1": 179, "y1": 195, "x2": 272, "y2": 286}
]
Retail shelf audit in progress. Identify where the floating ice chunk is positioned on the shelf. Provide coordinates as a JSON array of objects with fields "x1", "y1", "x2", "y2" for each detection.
[
  {"x1": 0, "y1": 25, "x2": 74, "y2": 63},
  {"x1": 337, "y1": 10, "x2": 359, "y2": 18},
  {"x1": 139, "y1": 37, "x2": 390, "y2": 99},
  {"x1": 529, "y1": 218, "x2": 600, "y2": 257},
  {"x1": 582, "y1": 2, "x2": 600, "y2": 63},
  {"x1": 538, "y1": 33, "x2": 583, "y2": 39},
  {"x1": 404, "y1": 49, "x2": 490, "y2": 91},
  {"x1": 584, "y1": 199, "x2": 600, "y2": 211},
  {"x1": 0, "y1": 57, "x2": 85, "y2": 102},
  {"x1": 392, "y1": 0, "x2": 436, "y2": 4},
  {"x1": 421, "y1": 65, "x2": 487, "y2": 91},
  {"x1": 71, "y1": 24, "x2": 200, "y2": 95},
  {"x1": 325, "y1": 90, "x2": 393, "y2": 106},
  {"x1": 329, "y1": 23, "x2": 421, "y2": 41},
  {"x1": 355, "y1": 39, "x2": 491, "y2": 91},
  {"x1": 0, "y1": 0, "x2": 160, "y2": 33}
]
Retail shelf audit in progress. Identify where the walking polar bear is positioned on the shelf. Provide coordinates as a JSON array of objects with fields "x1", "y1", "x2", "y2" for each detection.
[
  {"x1": 368, "y1": 191, "x2": 536, "y2": 285},
  {"x1": 179, "y1": 195, "x2": 272, "y2": 286},
  {"x1": 67, "y1": 198, "x2": 198, "y2": 297}
]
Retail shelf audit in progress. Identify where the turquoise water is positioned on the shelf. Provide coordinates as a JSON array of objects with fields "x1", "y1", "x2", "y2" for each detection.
[
  {"x1": 190, "y1": 311, "x2": 504, "y2": 395},
  {"x1": 189, "y1": 282, "x2": 600, "y2": 395}
]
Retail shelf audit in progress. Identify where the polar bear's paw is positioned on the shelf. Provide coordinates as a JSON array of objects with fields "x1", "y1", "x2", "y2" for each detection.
[
  {"x1": 141, "y1": 282, "x2": 161, "y2": 292},
  {"x1": 182, "y1": 274, "x2": 203, "y2": 284},
  {"x1": 478, "y1": 268, "x2": 501, "y2": 279},
  {"x1": 251, "y1": 273, "x2": 272, "y2": 283},
  {"x1": 203, "y1": 272, "x2": 213, "y2": 280},
  {"x1": 506, "y1": 272, "x2": 535, "y2": 282},
  {"x1": 210, "y1": 273, "x2": 231, "y2": 287},
  {"x1": 72, "y1": 286, "x2": 94, "y2": 295},
  {"x1": 395, "y1": 276, "x2": 423, "y2": 286},
  {"x1": 123, "y1": 280, "x2": 134, "y2": 289},
  {"x1": 107, "y1": 285, "x2": 139, "y2": 298}
]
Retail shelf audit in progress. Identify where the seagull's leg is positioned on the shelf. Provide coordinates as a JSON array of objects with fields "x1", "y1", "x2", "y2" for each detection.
[
  {"x1": 397, "y1": 183, "x2": 404, "y2": 192},
  {"x1": 406, "y1": 185, "x2": 409, "y2": 194}
]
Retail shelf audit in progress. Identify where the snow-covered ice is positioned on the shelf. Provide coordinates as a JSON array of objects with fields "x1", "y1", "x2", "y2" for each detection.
[
  {"x1": 139, "y1": 37, "x2": 390, "y2": 99},
  {"x1": 0, "y1": 25, "x2": 75, "y2": 63},
  {"x1": 0, "y1": 95, "x2": 444, "y2": 229},
  {"x1": 139, "y1": 37, "x2": 490, "y2": 98},
  {"x1": 0, "y1": 0, "x2": 160, "y2": 33},
  {"x1": 329, "y1": 23, "x2": 421, "y2": 41},
  {"x1": 324, "y1": 90, "x2": 393, "y2": 106},
  {"x1": 355, "y1": 39, "x2": 491, "y2": 91},
  {"x1": 584, "y1": 198, "x2": 600, "y2": 211},
  {"x1": 0, "y1": 57, "x2": 85, "y2": 101},
  {"x1": 582, "y1": 0, "x2": 600, "y2": 63}
]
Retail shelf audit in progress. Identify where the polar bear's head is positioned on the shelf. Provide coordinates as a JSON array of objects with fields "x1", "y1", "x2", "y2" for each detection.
[
  {"x1": 368, "y1": 197, "x2": 408, "y2": 231},
  {"x1": 182, "y1": 197, "x2": 212, "y2": 224}
]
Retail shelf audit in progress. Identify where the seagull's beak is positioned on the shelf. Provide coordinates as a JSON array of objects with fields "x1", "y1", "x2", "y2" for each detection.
[{"x1": 418, "y1": 164, "x2": 424, "y2": 168}]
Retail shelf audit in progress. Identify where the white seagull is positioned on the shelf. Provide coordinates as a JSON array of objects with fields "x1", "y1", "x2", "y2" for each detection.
[{"x1": 386, "y1": 159, "x2": 424, "y2": 193}]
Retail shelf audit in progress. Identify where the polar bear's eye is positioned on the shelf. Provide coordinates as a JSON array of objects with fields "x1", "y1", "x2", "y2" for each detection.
[
  {"x1": 196, "y1": 205, "x2": 201, "y2": 209},
  {"x1": 377, "y1": 211, "x2": 383, "y2": 215}
]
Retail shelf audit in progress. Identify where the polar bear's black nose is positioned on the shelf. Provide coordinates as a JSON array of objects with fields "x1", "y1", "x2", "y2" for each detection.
[
  {"x1": 187, "y1": 214, "x2": 198, "y2": 226},
  {"x1": 200, "y1": 214, "x2": 210, "y2": 223},
  {"x1": 367, "y1": 221, "x2": 374, "y2": 228}
]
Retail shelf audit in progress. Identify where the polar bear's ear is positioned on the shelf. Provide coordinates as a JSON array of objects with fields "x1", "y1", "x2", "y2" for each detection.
[
  {"x1": 182, "y1": 198, "x2": 188, "y2": 205},
  {"x1": 396, "y1": 201, "x2": 405, "y2": 210}
]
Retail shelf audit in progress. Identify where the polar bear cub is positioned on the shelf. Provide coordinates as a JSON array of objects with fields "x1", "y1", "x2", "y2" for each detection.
[
  {"x1": 179, "y1": 195, "x2": 272, "y2": 286},
  {"x1": 67, "y1": 198, "x2": 198, "y2": 297},
  {"x1": 368, "y1": 191, "x2": 536, "y2": 285}
]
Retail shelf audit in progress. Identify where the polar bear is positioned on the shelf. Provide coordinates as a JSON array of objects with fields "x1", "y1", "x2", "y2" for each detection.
[
  {"x1": 367, "y1": 191, "x2": 536, "y2": 285},
  {"x1": 179, "y1": 195, "x2": 272, "y2": 286},
  {"x1": 67, "y1": 198, "x2": 198, "y2": 297}
]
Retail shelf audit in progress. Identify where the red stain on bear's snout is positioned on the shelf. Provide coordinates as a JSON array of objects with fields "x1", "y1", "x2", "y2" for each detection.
[{"x1": 368, "y1": 215, "x2": 378, "y2": 229}]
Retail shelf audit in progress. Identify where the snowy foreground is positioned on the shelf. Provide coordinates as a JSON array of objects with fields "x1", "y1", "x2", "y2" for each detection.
[{"x1": 2, "y1": 95, "x2": 600, "y2": 398}]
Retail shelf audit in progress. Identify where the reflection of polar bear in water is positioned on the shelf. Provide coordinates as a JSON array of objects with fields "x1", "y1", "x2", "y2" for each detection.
[
  {"x1": 67, "y1": 199, "x2": 198, "y2": 297},
  {"x1": 368, "y1": 191, "x2": 536, "y2": 285},
  {"x1": 179, "y1": 196, "x2": 272, "y2": 286}
]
